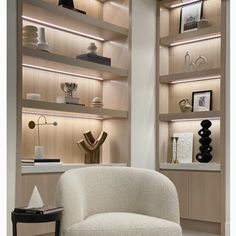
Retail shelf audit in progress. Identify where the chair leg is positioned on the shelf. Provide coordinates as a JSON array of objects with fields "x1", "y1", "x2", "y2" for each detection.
[{"x1": 12, "y1": 222, "x2": 17, "y2": 236}]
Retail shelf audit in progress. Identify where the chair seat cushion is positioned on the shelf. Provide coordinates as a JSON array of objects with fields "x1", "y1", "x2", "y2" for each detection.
[{"x1": 65, "y1": 212, "x2": 182, "y2": 236}]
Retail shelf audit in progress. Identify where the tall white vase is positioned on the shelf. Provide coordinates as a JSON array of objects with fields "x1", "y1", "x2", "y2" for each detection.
[{"x1": 37, "y1": 27, "x2": 49, "y2": 52}]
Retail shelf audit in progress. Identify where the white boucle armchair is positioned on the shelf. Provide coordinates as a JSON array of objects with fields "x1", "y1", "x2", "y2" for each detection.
[{"x1": 55, "y1": 167, "x2": 182, "y2": 236}]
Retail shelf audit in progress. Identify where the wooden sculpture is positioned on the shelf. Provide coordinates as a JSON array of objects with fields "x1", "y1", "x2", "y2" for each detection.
[{"x1": 77, "y1": 130, "x2": 108, "y2": 164}]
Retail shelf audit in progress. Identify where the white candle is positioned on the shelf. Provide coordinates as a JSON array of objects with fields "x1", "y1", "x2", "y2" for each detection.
[
  {"x1": 26, "y1": 93, "x2": 41, "y2": 101},
  {"x1": 35, "y1": 146, "x2": 44, "y2": 159}
]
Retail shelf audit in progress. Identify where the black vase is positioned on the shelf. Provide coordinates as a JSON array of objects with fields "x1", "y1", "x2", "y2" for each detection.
[{"x1": 196, "y1": 119, "x2": 213, "y2": 163}]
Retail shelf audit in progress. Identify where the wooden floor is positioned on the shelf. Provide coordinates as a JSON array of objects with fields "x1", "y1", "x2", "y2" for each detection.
[{"x1": 183, "y1": 229, "x2": 220, "y2": 236}]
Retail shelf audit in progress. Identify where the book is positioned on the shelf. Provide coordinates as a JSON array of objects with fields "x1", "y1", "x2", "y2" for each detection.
[
  {"x1": 14, "y1": 206, "x2": 64, "y2": 215},
  {"x1": 22, "y1": 158, "x2": 61, "y2": 163},
  {"x1": 76, "y1": 53, "x2": 111, "y2": 66}
]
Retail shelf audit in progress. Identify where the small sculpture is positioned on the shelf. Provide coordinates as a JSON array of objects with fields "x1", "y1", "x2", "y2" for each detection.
[
  {"x1": 27, "y1": 186, "x2": 44, "y2": 209},
  {"x1": 61, "y1": 82, "x2": 78, "y2": 97},
  {"x1": 22, "y1": 25, "x2": 38, "y2": 49},
  {"x1": 77, "y1": 130, "x2": 108, "y2": 164},
  {"x1": 198, "y1": 18, "x2": 211, "y2": 29},
  {"x1": 91, "y1": 97, "x2": 103, "y2": 108},
  {"x1": 196, "y1": 120, "x2": 213, "y2": 163},
  {"x1": 179, "y1": 99, "x2": 192, "y2": 112},
  {"x1": 184, "y1": 52, "x2": 208, "y2": 72},
  {"x1": 171, "y1": 137, "x2": 179, "y2": 164},
  {"x1": 88, "y1": 42, "x2": 97, "y2": 55},
  {"x1": 37, "y1": 27, "x2": 49, "y2": 52}
]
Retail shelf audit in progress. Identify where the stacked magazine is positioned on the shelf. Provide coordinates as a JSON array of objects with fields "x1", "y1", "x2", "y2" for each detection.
[
  {"x1": 14, "y1": 206, "x2": 63, "y2": 215},
  {"x1": 21, "y1": 159, "x2": 62, "y2": 166}
]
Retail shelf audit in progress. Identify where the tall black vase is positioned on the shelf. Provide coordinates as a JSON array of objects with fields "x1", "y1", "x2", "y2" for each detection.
[{"x1": 196, "y1": 119, "x2": 213, "y2": 163}]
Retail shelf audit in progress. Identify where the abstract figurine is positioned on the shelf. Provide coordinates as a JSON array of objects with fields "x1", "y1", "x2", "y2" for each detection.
[{"x1": 77, "y1": 130, "x2": 108, "y2": 164}]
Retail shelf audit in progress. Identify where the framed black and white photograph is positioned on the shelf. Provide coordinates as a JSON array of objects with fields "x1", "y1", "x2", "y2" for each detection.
[
  {"x1": 192, "y1": 90, "x2": 212, "y2": 112},
  {"x1": 179, "y1": 1, "x2": 203, "y2": 33}
]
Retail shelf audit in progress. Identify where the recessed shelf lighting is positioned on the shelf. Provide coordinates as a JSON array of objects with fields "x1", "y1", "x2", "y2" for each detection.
[
  {"x1": 170, "y1": 0, "x2": 202, "y2": 9},
  {"x1": 22, "y1": 64, "x2": 103, "y2": 81},
  {"x1": 170, "y1": 75, "x2": 221, "y2": 84},
  {"x1": 22, "y1": 15, "x2": 105, "y2": 42},
  {"x1": 170, "y1": 34, "x2": 221, "y2": 46}
]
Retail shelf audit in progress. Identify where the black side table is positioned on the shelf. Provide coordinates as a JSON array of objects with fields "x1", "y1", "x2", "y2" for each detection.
[{"x1": 11, "y1": 211, "x2": 62, "y2": 236}]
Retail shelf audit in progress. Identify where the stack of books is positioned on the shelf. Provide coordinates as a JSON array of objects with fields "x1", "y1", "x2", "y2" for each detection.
[
  {"x1": 21, "y1": 159, "x2": 61, "y2": 166},
  {"x1": 14, "y1": 206, "x2": 63, "y2": 215},
  {"x1": 76, "y1": 53, "x2": 111, "y2": 66}
]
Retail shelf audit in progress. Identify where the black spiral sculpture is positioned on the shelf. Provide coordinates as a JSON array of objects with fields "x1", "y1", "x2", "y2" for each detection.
[{"x1": 196, "y1": 119, "x2": 213, "y2": 163}]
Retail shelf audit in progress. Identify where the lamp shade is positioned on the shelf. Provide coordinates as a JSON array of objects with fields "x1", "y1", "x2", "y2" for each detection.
[{"x1": 58, "y1": 0, "x2": 74, "y2": 8}]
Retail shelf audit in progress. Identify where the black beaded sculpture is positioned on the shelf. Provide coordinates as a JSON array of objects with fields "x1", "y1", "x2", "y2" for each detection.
[{"x1": 196, "y1": 119, "x2": 213, "y2": 163}]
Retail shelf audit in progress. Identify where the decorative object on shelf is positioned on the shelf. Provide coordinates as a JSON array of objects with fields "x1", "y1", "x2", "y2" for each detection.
[
  {"x1": 91, "y1": 97, "x2": 103, "y2": 108},
  {"x1": 171, "y1": 137, "x2": 179, "y2": 164},
  {"x1": 196, "y1": 119, "x2": 213, "y2": 163},
  {"x1": 22, "y1": 25, "x2": 38, "y2": 49},
  {"x1": 28, "y1": 115, "x2": 57, "y2": 159},
  {"x1": 184, "y1": 52, "x2": 208, "y2": 72},
  {"x1": 172, "y1": 133, "x2": 193, "y2": 163},
  {"x1": 76, "y1": 53, "x2": 111, "y2": 66},
  {"x1": 192, "y1": 90, "x2": 212, "y2": 112},
  {"x1": 58, "y1": 0, "x2": 86, "y2": 15},
  {"x1": 77, "y1": 130, "x2": 108, "y2": 164},
  {"x1": 27, "y1": 185, "x2": 44, "y2": 208},
  {"x1": 88, "y1": 42, "x2": 98, "y2": 55},
  {"x1": 37, "y1": 27, "x2": 49, "y2": 52},
  {"x1": 57, "y1": 82, "x2": 83, "y2": 105},
  {"x1": 179, "y1": 1, "x2": 203, "y2": 33},
  {"x1": 26, "y1": 93, "x2": 41, "y2": 101},
  {"x1": 179, "y1": 98, "x2": 192, "y2": 112},
  {"x1": 198, "y1": 17, "x2": 211, "y2": 29}
]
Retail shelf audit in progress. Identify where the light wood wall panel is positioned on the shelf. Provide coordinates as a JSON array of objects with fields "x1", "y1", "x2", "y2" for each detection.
[
  {"x1": 161, "y1": 170, "x2": 189, "y2": 218},
  {"x1": 22, "y1": 67, "x2": 103, "y2": 105},
  {"x1": 159, "y1": 46, "x2": 169, "y2": 76},
  {"x1": 42, "y1": 0, "x2": 103, "y2": 19},
  {"x1": 169, "y1": 120, "x2": 221, "y2": 163},
  {"x1": 168, "y1": 79, "x2": 221, "y2": 113},
  {"x1": 168, "y1": 0, "x2": 221, "y2": 36},
  {"x1": 158, "y1": 121, "x2": 169, "y2": 163},
  {"x1": 103, "y1": 0, "x2": 129, "y2": 28},
  {"x1": 169, "y1": 38, "x2": 221, "y2": 75},
  {"x1": 159, "y1": 7, "x2": 169, "y2": 38},
  {"x1": 189, "y1": 172, "x2": 221, "y2": 222},
  {"x1": 22, "y1": 113, "x2": 102, "y2": 162}
]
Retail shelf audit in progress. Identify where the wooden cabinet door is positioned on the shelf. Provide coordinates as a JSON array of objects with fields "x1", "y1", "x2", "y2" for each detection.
[
  {"x1": 188, "y1": 172, "x2": 220, "y2": 222},
  {"x1": 161, "y1": 170, "x2": 189, "y2": 218}
]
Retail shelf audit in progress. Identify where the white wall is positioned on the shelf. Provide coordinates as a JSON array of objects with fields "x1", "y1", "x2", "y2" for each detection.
[
  {"x1": 130, "y1": 0, "x2": 156, "y2": 169},
  {"x1": 7, "y1": 0, "x2": 17, "y2": 235}
]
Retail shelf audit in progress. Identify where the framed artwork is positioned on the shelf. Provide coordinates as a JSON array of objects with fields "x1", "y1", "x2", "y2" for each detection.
[
  {"x1": 172, "y1": 133, "x2": 193, "y2": 163},
  {"x1": 192, "y1": 90, "x2": 212, "y2": 112},
  {"x1": 179, "y1": 1, "x2": 203, "y2": 33}
]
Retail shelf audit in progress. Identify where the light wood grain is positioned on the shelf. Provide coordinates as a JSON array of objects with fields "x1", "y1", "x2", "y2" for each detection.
[
  {"x1": 189, "y1": 172, "x2": 220, "y2": 222},
  {"x1": 159, "y1": 7, "x2": 169, "y2": 38},
  {"x1": 161, "y1": 170, "x2": 189, "y2": 218}
]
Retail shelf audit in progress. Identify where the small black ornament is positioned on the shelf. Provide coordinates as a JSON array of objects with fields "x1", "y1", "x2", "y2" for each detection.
[
  {"x1": 58, "y1": 0, "x2": 74, "y2": 8},
  {"x1": 196, "y1": 119, "x2": 213, "y2": 163}
]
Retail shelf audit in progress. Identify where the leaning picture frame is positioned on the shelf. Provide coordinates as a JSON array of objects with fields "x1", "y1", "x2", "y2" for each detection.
[
  {"x1": 179, "y1": 1, "x2": 203, "y2": 33},
  {"x1": 192, "y1": 90, "x2": 212, "y2": 112}
]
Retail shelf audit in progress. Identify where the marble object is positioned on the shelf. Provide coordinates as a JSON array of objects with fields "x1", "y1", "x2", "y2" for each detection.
[{"x1": 27, "y1": 186, "x2": 44, "y2": 208}]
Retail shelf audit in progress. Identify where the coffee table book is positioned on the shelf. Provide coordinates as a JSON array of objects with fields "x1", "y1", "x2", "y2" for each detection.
[{"x1": 14, "y1": 206, "x2": 63, "y2": 215}]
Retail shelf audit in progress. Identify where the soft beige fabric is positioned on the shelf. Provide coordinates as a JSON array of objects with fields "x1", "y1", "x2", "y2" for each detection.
[
  {"x1": 55, "y1": 167, "x2": 182, "y2": 236},
  {"x1": 65, "y1": 212, "x2": 182, "y2": 236}
]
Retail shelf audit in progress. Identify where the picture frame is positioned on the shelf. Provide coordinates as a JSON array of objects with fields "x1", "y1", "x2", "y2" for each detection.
[
  {"x1": 192, "y1": 90, "x2": 212, "y2": 112},
  {"x1": 179, "y1": 1, "x2": 203, "y2": 33}
]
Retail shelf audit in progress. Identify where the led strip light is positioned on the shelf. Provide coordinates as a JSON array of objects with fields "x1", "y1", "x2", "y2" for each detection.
[
  {"x1": 169, "y1": 0, "x2": 202, "y2": 9},
  {"x1": 22, "y1": 64, "x2": 103, "y2": 81},
  {"x1": 22, "y1": 15, "x2": 105, "y2": 42}
]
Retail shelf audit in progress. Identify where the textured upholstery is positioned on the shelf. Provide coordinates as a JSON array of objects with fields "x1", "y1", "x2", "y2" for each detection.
[{"x1": 55, "y1": 167, "x2": 182, "y2": 236}]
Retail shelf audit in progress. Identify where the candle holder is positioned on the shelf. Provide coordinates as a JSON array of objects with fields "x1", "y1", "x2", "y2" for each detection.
[
  {"x1": 171, "y1": 137, "x2": 179, "y2": 164},
  {"x1": 28, "y1": 115, "x2": 57, "y2": 159}
]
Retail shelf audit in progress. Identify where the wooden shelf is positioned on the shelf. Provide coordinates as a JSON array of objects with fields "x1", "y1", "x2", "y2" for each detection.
[
  {"x1": 159, "y1": 68, "x2": 221, "y2": 84},
  {"x1": 23, "y1": 0, "x2": 128, "y2": 41},
  {"x1": 159, "y1": 111, "x2": 221, "y2": 122},
  {"x1": 22, "y1": 100, "x2": 128, "y2": 119},
  {"x1": 21, "y1": 163, "x2": 127, "y2": 174},
  {"x1": 22, "y1": 47, "x2": 128, "y2": 80},
  {"x1": 159, "y1": 0, "x2": 202, "y2": 9},
  {"x1": 160, "y1": 163, "x2": 220, "y2": 172},
  {"x1": 160, "y1": 27, "x2": 221, "y2": 47}
]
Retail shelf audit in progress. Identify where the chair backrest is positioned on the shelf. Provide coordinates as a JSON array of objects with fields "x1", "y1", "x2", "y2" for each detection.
[{"x1": 55, "y1": 167, "x2": 179, "y2": 231}]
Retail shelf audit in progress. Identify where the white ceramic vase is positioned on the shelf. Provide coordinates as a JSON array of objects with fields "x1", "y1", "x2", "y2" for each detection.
[{"x1": 37, "y1": 27, "x2": 49, "y2": 52}]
